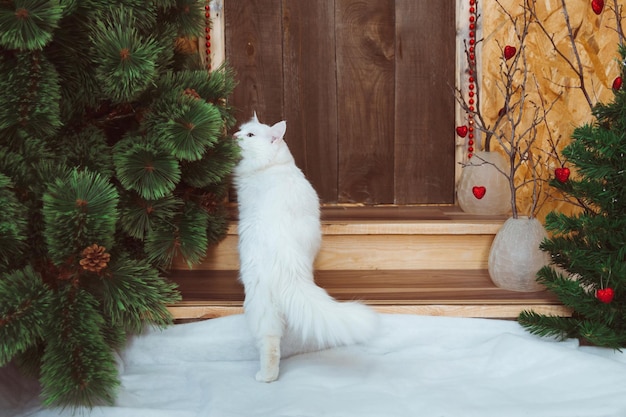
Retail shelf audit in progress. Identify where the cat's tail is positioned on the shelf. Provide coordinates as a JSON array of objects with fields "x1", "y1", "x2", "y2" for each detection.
[{"x1": 280, "y1": 280, "x2": 379, "y2": 350}]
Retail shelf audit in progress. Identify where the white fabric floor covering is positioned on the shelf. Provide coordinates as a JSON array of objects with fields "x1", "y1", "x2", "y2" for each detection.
[{"x1": 2, "y1": 313, "x2": 626, "y2": 417}]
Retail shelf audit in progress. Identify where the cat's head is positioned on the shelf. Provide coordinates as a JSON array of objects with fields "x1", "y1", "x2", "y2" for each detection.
[{"x1": 233, "y1": 113, "x2": 293, "y2": 175}]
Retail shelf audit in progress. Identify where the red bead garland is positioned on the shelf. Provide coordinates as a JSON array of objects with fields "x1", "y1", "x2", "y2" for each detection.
[
  {"x1": 467, "y1": 0, "x2": 478, "y2": 159},
  {"x1": 455, "y1": 0, "x2": 481, "y2": 159},
  {"x1": 205, "y1": 1, "x2": 212, "y2": 69}
]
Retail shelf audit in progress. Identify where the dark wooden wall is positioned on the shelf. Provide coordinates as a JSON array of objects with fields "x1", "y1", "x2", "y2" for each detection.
[{"x1": 225, "y1": 0, "x2": 455, "y2": 205}]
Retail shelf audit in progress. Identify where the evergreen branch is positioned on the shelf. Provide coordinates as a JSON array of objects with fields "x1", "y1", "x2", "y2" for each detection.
[
  {"x1": 181, "y1": 138, "x2": 241, "y2": 188},
  {"x1": 114, "y1": 141, "x2": 181, "y2": 200},
  {"x1": 145, "y1": 201, "x2": 211, "y2": 268},
  {"x1": 577, "y1": 320, "x2": 625, "y2": 350},
  {"x1": 535, "y1": 266, "x2": 593, "y2": 309},
  {"x1": 204, "y1": 206, "x2": 230, "y2": 246},
  {"x1": 91, "y1": 8, "x2": 164, "y2": 103},
  {"x1": 204, "y1": 64, "x2": 238, "y2": 106},
  {"x1": 0, "y1": 266, "x2": 52, "y2": 365},
  {"x1": 0, "y1": 51, "x2": 62, "y2": 141},
  {"x1": 40, "y1": 286, "x2": 119, "y2": 407},
  {"x1": 153, "y1": 67, "x2": 239, "y2": 129},
  {"x1": 167, "y1": 0, "x2": 205, "y2": 37},
  {"x1": 0, "y1": 0, "x2": 63, "y2": 50},
  {"x1": 55, "y1": 126, "x2": 114, "y2": 179},
  {"x1": 43, "y1": 169, "x2": 119, "y2": 266},
  {"x1": 518, "y1": 310, "x2": 578, "y2": 341},
  {"x1": 162, "y1": 98, "x2": 223, "y2": 161},
  {"x1": 100, "y1": 256, "x2": 180, "y2": 333},
  {"x1": 118, "y1": 193, "x2": 182, "y2": 240},
  {"x1": 0, "y1": 173, "x2": 28, "y2": 270}
]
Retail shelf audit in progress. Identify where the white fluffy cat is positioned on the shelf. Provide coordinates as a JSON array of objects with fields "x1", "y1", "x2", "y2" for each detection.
[{"x1": 233, "y1": 114, "x2": 379, "y2": 382}]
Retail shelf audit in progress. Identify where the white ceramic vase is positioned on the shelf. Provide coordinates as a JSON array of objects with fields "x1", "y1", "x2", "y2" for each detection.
[
  {"x1": 488, "y1": 216, "x2": 550, "y2": 292},
  {"x1": 457, "y1": 151, "x2": 511, "y2": 215}
]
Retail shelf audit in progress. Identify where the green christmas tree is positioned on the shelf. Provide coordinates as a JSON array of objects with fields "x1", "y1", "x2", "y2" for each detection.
[
  {"x1": 0, "y1": 0, "x2": 239, "y2": 407},
  {"x1": 519, "y1": 45, "x2": 626, "y2": 349}
]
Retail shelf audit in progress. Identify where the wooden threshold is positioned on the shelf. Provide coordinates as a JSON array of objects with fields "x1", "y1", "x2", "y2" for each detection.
[
  {"x1": 319, "y1": 204, "x2": 508, "y2": 221},
  {"x1": 221, "y1": 205, "x2": 508, "y2": 236},
  {"x1": 167, "y1": 303, "x2": 571, "y2": 321}
]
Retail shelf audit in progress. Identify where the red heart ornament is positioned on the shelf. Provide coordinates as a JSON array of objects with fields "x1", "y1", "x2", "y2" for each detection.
[
  {"x1": 612, "y1": 76, "x2": 622, "y2": 91},
  {"x1": 591, "y1": 0, "x2": 604, "y2": 15},
  {"x1": 456, "y1": 125, "x2": 468, "y2": 138},
  {"x1": 597, "y1": 287, "x2": 614, "y2": 303},
  {"x1": 472, "y1": 186, "x2": 486, "y2": 199},
  {"x1": 555, "y1": 167, "x2": 570, "y2": 183},
  {"x1": 503, "y1": 45, "x2": 516, "y2": 60}
]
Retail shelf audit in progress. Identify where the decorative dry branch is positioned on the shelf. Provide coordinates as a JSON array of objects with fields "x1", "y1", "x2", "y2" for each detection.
[
  {"x1": 485, "y1": 0, "x2": 561, "y2": 219},
  {"x1": 525, "y1": 0, "x2": 595, "y2": 111},
  {"x1": 525, "y1": 0, "x2": 624, "y2": 213},
  {"x1": 609, "y1": 0, "x2": 625, "y2": 45}
]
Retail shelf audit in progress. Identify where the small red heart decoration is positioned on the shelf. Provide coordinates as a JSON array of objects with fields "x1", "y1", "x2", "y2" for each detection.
[
  {"x1": 472, "y1": 186, "x2": 486, "y2": 199},
  {"x1": 612, "y1": 76, "x2": 622, "y2": 91},
  {"x1": 456, "y1": 125, "x2": 468, "y2": 138},
  {"x1": 503, "y1": 45, "x2": 516, "y2": 60},
  {"x1": 555, "y1": 167, "x2": 570, "y2": 183},
  {"x1": 596, "y1": 287, "x2": 614, "y2": 303},
  {"x1": 591, "y1": 0, "x2": 604, "y2": 15}
]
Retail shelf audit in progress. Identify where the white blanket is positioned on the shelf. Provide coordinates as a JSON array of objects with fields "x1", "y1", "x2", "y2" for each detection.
[{"x1": 2, "y1": 314, "x2": 626, "y2": 417}]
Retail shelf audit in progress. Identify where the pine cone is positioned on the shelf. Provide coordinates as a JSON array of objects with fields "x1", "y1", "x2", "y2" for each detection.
[
  {"x1": 79, "y1": 244, "x2": 111, "y2": 273},
  {"x1": 183, "y1": 88, "x2": 201, "y2": 100}
]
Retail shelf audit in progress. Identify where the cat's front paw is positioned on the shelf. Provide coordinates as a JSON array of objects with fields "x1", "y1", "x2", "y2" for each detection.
[{"x1": 255, "y1": 368, "x2": 279, "y2": 383}]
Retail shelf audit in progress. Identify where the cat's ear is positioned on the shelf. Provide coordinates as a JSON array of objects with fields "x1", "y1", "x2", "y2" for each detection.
[
  {"x1": 252, "y1": 111, "x2": 259, "y2": 122},
  {"x1": 270, "y1": 121, "x2": 287, "y2": 144}
]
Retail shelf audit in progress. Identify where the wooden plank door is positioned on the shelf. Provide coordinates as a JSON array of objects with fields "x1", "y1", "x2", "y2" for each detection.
[{"x1": 225, "y1": 0, "x2": 455, "y2": 205}]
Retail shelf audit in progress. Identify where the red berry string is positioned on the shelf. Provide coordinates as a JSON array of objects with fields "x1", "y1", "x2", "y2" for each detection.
[
  {"x1": 467, "y1": 0, "x2": 477, "y2": 159},
  {"x1": 205, "y1": 1, "x2": 212, "y2": 70}
]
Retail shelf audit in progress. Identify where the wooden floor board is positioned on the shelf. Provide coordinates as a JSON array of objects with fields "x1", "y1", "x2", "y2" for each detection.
[{"x1": 168, "y1": 269, "x2": 559, "y2": 304}]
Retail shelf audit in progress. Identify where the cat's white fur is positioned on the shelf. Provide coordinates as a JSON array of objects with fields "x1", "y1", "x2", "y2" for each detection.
[{"x1": 233, "y1": 114, "x2": 379, "y2": 382}]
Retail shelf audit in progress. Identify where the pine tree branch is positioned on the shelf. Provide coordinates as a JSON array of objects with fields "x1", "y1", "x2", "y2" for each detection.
[
  {"x1": 40, "y1": 286, "x2": 119, "y2": 408},
  {"x1": 0, "y1": 267, "x2": 52, "y2": 365},
  {"x1": 101, "y1": 256, "x2": 180, "y2": 333},
  {"x1": 518, "y1": 309, "x2": 578, "y2": 340}
]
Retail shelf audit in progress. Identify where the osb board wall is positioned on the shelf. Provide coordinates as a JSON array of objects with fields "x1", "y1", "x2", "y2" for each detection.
[{"x1": 479, "y1": 0, "x2": 624, "y2": 219}]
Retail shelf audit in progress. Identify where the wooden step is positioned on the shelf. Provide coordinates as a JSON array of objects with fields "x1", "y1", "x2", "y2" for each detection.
[
  {"x1": 167, "y1": 206, "x2": 571, "y2": 320},
  {"x1": 171, "y1": 206, "x2": 506, "y2": 272},
  {"x1": 167, "y1": 269, "x2": 567, "y2": 319}
]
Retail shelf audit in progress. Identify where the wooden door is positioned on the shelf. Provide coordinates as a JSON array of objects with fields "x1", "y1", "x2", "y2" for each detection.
[{"x1": 225, "y1": 0, "x2": 456, "y2": 204}]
